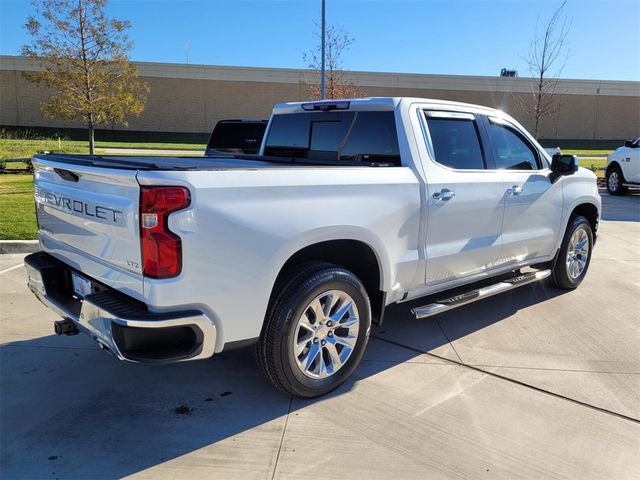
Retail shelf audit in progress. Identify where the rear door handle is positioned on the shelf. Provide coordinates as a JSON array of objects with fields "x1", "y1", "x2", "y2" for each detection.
[
  {"x1": 433, "y1": 188, "x2": 455, "y2": 201},
  {"x1": 506, "y1": 185, "x2": 523, "y2": 195}
]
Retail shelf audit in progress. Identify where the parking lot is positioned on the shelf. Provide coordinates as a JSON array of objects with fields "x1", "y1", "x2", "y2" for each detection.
[{"x1": 1, "y1": 191, "x2": 638, "y2": 479}]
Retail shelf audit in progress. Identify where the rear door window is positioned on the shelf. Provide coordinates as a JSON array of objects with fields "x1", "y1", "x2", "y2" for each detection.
[
  {"x1": 264, "y1": 111, "x2": 401, "y2": 165},
  {"x1": 425, "y1": 113, "x2": 486, "y2": 170}
]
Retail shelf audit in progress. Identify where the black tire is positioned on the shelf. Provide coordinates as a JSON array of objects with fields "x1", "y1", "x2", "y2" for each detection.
[
  {"x1": 256, "y1": 262, "x2": 371, "y2": 398},
  {"x1": 550, "y1": 215, "x2": 594, "y2": 290},
  {"x1": 606, "y1": 164, "x2": 628, "y2": 195}
]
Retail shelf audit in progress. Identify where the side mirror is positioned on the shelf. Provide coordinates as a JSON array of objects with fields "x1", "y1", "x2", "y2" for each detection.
[
  {"x1": 624, "y1": 140, "x2": 638, "y2": 148},
  {"x1": 551, "y1": 154, "x2": 579, "y2": 176}
]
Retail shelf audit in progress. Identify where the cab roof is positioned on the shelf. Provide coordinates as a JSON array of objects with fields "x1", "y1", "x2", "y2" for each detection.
[{"x1": 272, "y1": 97, "x2": 503, "y2": 116}]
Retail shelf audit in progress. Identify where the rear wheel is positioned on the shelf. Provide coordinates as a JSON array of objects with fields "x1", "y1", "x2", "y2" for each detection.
[
  {"x1": 256, "y1": 262, "x2": 371, "y2": 398},
  {"x1": 550, "y1": 215, "x2": 593, "y2": 290},
  {"x1": 606, "y1": 164, "x2": 628, "y2": 195}
]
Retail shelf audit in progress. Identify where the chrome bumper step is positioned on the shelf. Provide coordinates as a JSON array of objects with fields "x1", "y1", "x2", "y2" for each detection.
[{"x1": 412, "y1": 269, "x2": 551, "y2": 319}]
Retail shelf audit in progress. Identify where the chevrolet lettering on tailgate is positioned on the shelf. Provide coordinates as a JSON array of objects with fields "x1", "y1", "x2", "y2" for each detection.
[{"x1": 36, "y1": 187, "x2": 125, "y2": 225}]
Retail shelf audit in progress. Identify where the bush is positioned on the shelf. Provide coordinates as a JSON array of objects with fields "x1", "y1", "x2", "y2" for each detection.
[{"x1": 0, "y1": 128, "x2": 43, "y2": 141}]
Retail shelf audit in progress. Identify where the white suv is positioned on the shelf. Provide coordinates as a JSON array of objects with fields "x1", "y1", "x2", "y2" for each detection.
[{"x1": 606, "y1": 137, "x2": 640, "y2": 195}]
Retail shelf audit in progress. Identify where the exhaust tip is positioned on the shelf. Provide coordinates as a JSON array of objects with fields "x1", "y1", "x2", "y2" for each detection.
[{"x1": 96, "y1": 340, "x2": 117, "y2": 358}]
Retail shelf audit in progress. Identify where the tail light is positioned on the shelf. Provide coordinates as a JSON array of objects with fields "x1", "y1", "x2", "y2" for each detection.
[{"x1": 140, "y1": 186, "x2": 190, "y2": 279}]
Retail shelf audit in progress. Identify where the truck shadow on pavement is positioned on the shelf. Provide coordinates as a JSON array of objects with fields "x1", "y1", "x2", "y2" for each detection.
[{"x1": 1, "y1": 281, "x2": 565, "y2": 479}]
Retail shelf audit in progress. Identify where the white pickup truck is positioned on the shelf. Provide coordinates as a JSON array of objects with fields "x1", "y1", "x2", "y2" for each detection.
[
  {"x1": 606, "y1": 137, "x2": 640, "y2": 195},
  {"x1": 25, "y1": 97, "x2": 601, "y2": 398}
]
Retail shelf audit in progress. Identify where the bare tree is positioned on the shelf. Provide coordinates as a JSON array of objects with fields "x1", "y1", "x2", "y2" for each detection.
[
  {"x1": 303, "y1": 24, "x2": 364, "y2": 100},
  {"x1": 22, "y1": 0, "x2": 149, "y2": 154},
  {"x1": 518, "y1": 0, "x2": 571, "y2": 138}
]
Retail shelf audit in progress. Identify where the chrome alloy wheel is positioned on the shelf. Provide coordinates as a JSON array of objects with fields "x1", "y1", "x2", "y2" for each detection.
[
  {"x1": 608, "y1": 170, "x2": 620, "y2": 191},
  {"x1": 292, "y1": 290, "x2": 360, "y2": 379},
  {"x1": 566, "y1": 226, "x2": 590, "y2": 279}
]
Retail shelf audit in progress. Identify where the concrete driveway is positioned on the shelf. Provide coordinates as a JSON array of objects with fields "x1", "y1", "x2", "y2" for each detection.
[{"x1": 1, "y1": 191, "x2": 639, "y2": 479}]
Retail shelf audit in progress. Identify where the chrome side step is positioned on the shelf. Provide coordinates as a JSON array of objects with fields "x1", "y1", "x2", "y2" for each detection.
[{"x1": 411, "y1": 270, "x2": 551, "y2": 319}]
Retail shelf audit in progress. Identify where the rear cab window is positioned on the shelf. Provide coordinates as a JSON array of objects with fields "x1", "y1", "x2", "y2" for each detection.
[
  {"x1": 424, "y1": 111, "x2": 486, "y2": 170},
  {"x1": 264, "y1": 111, "x2": 401, "y2": 166}
]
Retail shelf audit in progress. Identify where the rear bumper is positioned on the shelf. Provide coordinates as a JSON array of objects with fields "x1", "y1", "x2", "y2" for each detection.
[{"x1": 24, "y1": 252, "x2": 216, "y2": 364}]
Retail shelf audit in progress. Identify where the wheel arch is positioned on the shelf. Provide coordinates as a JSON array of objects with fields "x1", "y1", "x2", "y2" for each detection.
[
  {"x1": 545, "y1": 200, "x2": 599, "y2": 272},
  {"x1": 569, "y1": 202, "x2": 599, "y2": 234},
  {"x1": 555, "y1": 201, "x2": 599, "y2": 255},
  {"x1": 606, "y1": 160, "x2": 623, "y2": 175},
  {"x1": 268, "y1": 238, "x2": 389, "y2": 325}
]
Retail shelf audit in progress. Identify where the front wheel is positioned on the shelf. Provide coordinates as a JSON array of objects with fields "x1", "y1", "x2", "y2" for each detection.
[
  {"x1": 550, "y1": 215, "x2": 593, "y2": 290},
  {"x1": 256, "y1": 263, "x2": 371, "y2": 398}
]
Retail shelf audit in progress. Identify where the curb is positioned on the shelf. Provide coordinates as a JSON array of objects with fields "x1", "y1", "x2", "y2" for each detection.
[{"x1": 0, "y1": 240, "x2": 40, "y2": 254}]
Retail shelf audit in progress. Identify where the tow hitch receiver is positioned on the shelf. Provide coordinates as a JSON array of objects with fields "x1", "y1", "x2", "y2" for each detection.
[{"x1": 54, "y1": 318, "x2": 80, "y2": 335}]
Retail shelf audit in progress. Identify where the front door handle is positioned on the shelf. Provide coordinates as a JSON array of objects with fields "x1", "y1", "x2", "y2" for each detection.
[
  {"x1": 506, "y1": 185, "x2": 523, "y2": 195},
  {"x1": 433, "y1": 188, "x2": 455, "y2": 201}
]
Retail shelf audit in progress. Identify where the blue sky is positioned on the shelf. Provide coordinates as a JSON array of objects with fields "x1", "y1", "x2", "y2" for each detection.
[{"x1": 1, "y1": 0, "x2": 639, "y2": 81}]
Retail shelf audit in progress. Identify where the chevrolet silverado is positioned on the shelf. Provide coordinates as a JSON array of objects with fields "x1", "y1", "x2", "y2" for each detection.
[{"x1": 25, "y1": 97, "x2": 601, "y2": 398}]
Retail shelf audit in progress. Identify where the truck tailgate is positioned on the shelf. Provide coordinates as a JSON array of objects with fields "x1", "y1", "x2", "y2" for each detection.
[{"x1": 33, "y1": 157, "x2": 144, "y2": 298}]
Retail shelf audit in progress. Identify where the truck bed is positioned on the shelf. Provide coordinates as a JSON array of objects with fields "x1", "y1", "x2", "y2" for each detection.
[{"x1": 34, "y1": 153, "x2": 380, "y2": 171}]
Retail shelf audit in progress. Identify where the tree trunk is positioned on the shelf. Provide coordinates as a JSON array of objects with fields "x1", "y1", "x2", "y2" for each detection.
[
  {"x1": 88, "y1": 115, "x2": 95, "y2": 155},
  {"x1": 534, "y1": 81, "x2": 543, "y2": 139}
]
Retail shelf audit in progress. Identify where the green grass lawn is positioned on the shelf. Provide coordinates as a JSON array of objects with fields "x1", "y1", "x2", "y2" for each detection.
[
  {"x1": 0, "y1": 138, "x2": 204, "y2": 161},
  {"x1": 563, "y1": 149, "x2": 612, "y2": 157},
  {"x1": 0, "y1": 138, "x2": 87, "y2": 160},
  {"x1": 0, "y1": 174, "x2": 37, "y2": 240},
  {"x1": 578, "y1": 158, "x2": 607, "y2": 169}
]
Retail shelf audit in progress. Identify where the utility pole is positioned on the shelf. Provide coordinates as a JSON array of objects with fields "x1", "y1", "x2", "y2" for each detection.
[{"x1": 320, "y1": 0, "x2": 326, "y2": 99}]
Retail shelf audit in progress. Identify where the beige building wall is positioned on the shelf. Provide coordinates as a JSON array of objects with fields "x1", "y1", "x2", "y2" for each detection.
[{"x1": 1, "y1": 55, "x2": 638, "y2": 139}]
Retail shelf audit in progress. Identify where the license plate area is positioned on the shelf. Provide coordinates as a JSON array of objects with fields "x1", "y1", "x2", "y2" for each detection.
[{"x1": 71, "y1": 271, "x2": 93, "y2": 299}]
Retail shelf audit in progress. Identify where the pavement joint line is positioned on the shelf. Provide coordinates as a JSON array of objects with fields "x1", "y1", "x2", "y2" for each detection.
[
  {"x1": 370, "y1": 335, "x2": 640, "y2": 424},
  {"x1": 434, "y1": 317, "x2": 464, "y2": 364},
  {"x1": 470, "y1": 364, "x2": 640, "y2": 375},
  {"x1": 0, "y1": 264, "x2": 23, "y2": 275},
  {"x1": 362, "y1": 359, "x2": 457, "y2": 366},
  {"x1": 270, "y1": 396, "x2": 293, "y2": 480}
]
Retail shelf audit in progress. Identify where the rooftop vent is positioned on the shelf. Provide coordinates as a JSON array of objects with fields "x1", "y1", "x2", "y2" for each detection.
[{"x1": 500, "y1": 68, "x2": 518, "y2": 77}]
